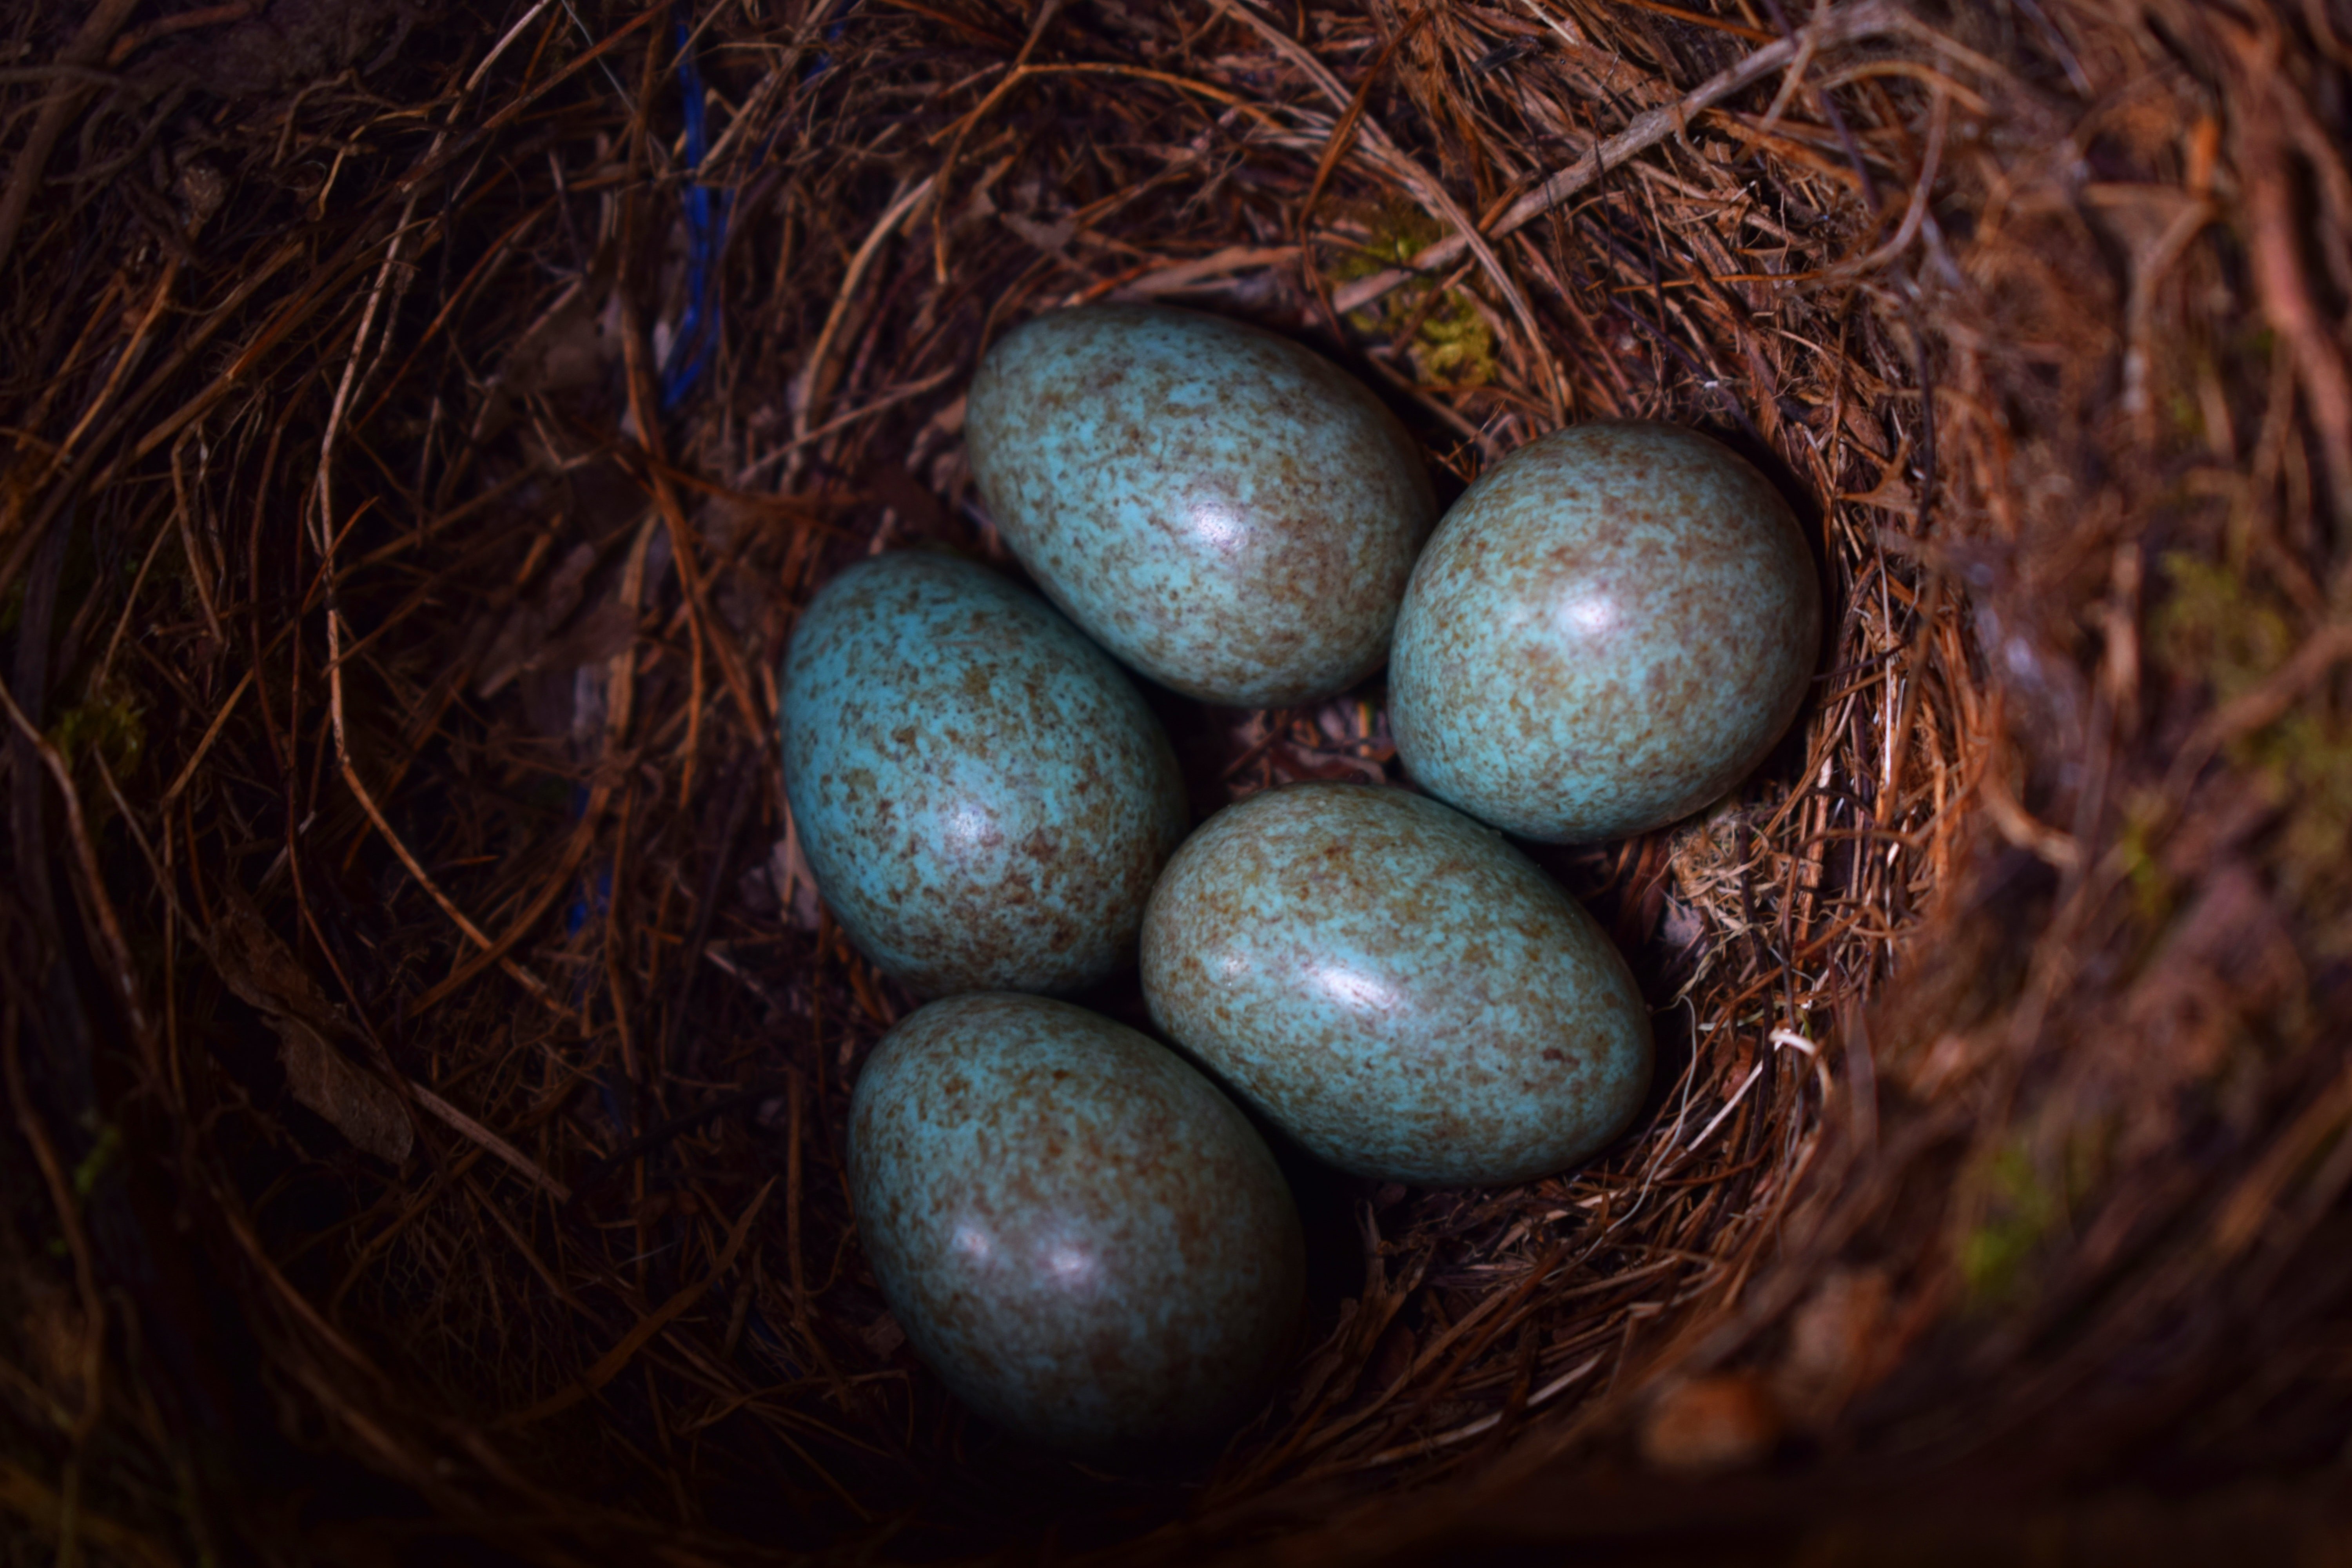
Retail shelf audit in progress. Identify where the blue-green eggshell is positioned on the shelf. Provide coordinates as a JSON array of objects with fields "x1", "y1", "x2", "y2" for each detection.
[
  {"x1": 779, "y1": 550, "x2": 1188, "y2": 998},
  {"x1": 1140, "y1": 784, "x2": 1652, "y2": 1187},
  {"x1": 965, "y1": 305, "x2": 1438, "y2": 708},
  {"x1": 1390, "y1": 421, "x2": 1821, "y2": 843},
  {"x1": 847, "y1": 993, "x2": 1305, "y2": 1450}
]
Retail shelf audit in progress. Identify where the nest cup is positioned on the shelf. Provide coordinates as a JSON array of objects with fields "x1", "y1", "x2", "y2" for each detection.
[{"x1": 6, "y1": 0, "x2": 2352, "y2": 1561}]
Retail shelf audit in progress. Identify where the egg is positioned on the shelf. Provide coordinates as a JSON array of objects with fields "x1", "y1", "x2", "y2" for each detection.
[
  {"x1": 848, "y1": 992, "x2": 1305, "y2": 1451},
  {"x1": 1140, "y1": 783, "x2": 1652, "y2": 1187},
  {"x1": 965, "y1": 304, "x2": 1438, "y2": 708},
  {"x1": 1389, "y1": 421, "x2": 1821, "y2": 843},
  {"x1": 779, "y1": 550, "x2": 1188, "y2": 998}
]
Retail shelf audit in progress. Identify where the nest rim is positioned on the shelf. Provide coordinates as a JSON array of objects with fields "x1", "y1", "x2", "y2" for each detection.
[{"x1": 7, "y1": 0, "x2": 2350, "y2": 1561}]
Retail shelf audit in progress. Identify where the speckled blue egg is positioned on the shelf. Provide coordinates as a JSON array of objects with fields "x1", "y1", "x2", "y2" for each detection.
[
  {"x1": 848, "y1": 992, "x2": 1305, "y2": 1450},
  {"x1": 1140, "y1": 783, "x2": 1652, "y2": 1187},
  {"x1": 965, "y1": 305, "x2": 1438, "y2": 708},
  {"x1": 779, "y1": 550, "x2": 1189, "y2": 998},
  {"x1": 1390, "y1": 421, "x2": 1821, "y2": 843}
]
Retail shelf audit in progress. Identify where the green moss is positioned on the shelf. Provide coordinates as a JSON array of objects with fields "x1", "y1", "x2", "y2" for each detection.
[
  {"x1": 1329, "y1": 202, "x2": 1448, "y2": 280},
  {"x1": 2152, "y1": 555, "x2": 2352, "y2": 929},
  {"x1": 2115, "y1": 797, "x2": 2173, "y2": 926},
  {"x1": 1960, "y1": 1126, "x2": 2109, "y2": 1306},
  {"x1": 71, "y1": 1122, "x2": 122, "y2": 1199},
  {"x1": 2252, "y1": 711, "x2": 2352, "y2": 922},
  {"x1": 1960, "y1": 1142, "x2": 2061, "y2": 1305},
  {"x1": 2152, "y1": 552, "x2": 2294, "y2": 702},
  {"x1": 1410, "y1": 293, "x2": 1499, "y2": 386},
  {"x1": 2163, "y1": 388, "x2": 2202, "y2": 441},
  {"x1": 50, "y1": 690, "x2": 146, "y2": 777},
  {"x1": 1328, "y1": 201, "x2": 1499, "y2": 388}
]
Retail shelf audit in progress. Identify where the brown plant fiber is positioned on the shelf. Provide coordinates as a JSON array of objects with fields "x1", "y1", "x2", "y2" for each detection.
[{"x1": 4, "y1": 0, "x2": 2352, "y2": 1563}]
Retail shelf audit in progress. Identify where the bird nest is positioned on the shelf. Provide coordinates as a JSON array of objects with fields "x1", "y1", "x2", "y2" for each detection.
[{"x1": 5, "y1": 0, "x2": 2350, "y2": 1561}]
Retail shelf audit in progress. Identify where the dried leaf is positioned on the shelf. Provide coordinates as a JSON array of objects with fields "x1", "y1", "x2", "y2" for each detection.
[
  {"x1": 211, "y1": 890, "x2": 412, "y2": 1163},
  {"x1": 1773, "y1": 1267, "x2": 1893, "y2": 1428},
  {"x1": 477, "y1": 541, "x2": 601, "y2": 697},
  {"x1": 1638, "y1": 1373, "x2": 1782, "y2": 1474},
  {"x1": 474, "y1": 287, "x2": 621, "y2": 445},
  {"x1": 267, "y1": 1013, "x2": 413, "y2": 1165}
]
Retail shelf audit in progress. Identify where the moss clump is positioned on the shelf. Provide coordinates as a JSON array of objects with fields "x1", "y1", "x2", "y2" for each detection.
[
  {"x1": 2151, "y1": 552, "x2": 2295, "y2": 702},
  {"x1": 2152, "y1": 554, "x2": 2352, "y2": 933},
  {"x1": 2256, "y1": 712, "x2": 2352, "y2": 930},
  {"x1": 1328, "y1": 201, "x2": 1499, "y2": 387},
  {"x1": 73, "y1": 1122, "x2": 123, "y2": 1199},
  {"x1": 50, "y1": 690, "x2": 146, "y2": 777},
  {"x1": 1960, "y1": 1141, "x2": 2062, "y2": 1305}
]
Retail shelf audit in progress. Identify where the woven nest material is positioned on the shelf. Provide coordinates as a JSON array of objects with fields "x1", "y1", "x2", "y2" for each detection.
[{"x1": 4, "y1": 0, "x2": 2350, "y2": 1562}]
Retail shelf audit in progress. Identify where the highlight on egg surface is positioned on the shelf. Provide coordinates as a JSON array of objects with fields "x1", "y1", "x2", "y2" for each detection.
[
  {"x1": 847, "y1": 992, "x2": 1306, "y2": 1452},
  {"x1": 1389, "y1": 420, "x2": 1822, "y2": 844},
  {"x1": 1140, "y1": 782, "x2": 1653, "y2": 1187},
  {"x1": 965, "y1": 303, "x2": 1438, "y2": 708},
  {"x1": 778, "y1": 549, "x2": 1189, "y2": 998}
]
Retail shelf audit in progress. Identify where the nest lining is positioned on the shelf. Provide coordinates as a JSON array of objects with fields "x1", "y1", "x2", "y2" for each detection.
[{"x1": 4, "y1": 0, "x2": 2351, "y2": 1562}]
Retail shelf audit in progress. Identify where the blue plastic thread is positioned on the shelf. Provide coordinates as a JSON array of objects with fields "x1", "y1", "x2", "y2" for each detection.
[{"x1": 660, "y1": 13, "x2": 728, "y2": 413}]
